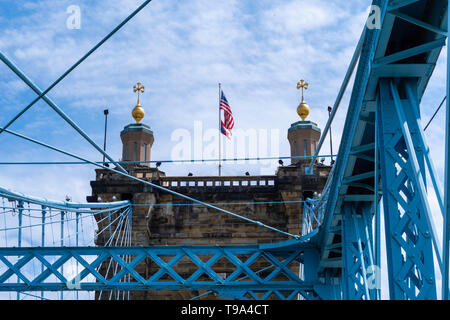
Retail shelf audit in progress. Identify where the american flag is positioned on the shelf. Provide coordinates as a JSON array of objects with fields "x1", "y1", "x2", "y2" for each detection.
[{"x1": 220, "y1": 91, "x2": 234, "y2": 139}]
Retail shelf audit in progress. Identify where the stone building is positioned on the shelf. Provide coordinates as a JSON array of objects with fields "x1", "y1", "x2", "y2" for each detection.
[{"x1": 87, "y1": 82, "x2": 331, "y2": 299}]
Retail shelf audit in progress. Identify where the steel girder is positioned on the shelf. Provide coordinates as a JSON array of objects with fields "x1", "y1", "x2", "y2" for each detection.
[
  {"x1": 315, "y1": 0, "x2": 388, "y2": 266},
  {"x1": 377, "y1": 79, "x2": 438, "y2": 299},
  {"x1": 308, "y1": 0, "x2": 448, "y2": 300},
  {"x1": 443, "y1": 0, "x2": 450, "y2": 301},
  {"x1": 342, "y1": 203, "x2": 378, "y2": 300},
  {"x1": 0, "y1": 242, "x2": 324, "y2": 300}
]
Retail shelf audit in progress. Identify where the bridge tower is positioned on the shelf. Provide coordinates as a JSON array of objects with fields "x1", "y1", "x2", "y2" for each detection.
[{"x1": 88, "y1": 81, "x2": 331, "y2": 299}]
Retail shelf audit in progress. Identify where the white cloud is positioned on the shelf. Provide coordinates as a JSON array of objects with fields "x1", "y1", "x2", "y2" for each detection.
[{"x1": 261, "y1": 0, "x2": 347, "y2": 34}]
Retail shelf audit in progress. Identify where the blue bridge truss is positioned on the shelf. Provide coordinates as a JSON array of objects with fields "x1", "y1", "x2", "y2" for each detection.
[{"x1": 0, "y1": 0, "x2": 450, "y2": 300}]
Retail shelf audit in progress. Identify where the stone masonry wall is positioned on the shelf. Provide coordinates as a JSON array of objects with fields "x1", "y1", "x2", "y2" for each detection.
[{"x1": 88, "y1": 162, "x2": 330, "y2": 300}]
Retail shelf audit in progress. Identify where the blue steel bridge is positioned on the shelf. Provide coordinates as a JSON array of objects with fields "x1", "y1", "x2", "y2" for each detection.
[{"x1": 0, "y1": 0, "x2": 450, "y2": 300}]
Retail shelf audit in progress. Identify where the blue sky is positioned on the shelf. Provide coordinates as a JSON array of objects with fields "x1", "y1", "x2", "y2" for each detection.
[
  {"x1": 0, "y1": 0, "x2": 381, "y2": 203},
  {"x1": 0, "y1": 0, "x2": 448, "y2": 299}
]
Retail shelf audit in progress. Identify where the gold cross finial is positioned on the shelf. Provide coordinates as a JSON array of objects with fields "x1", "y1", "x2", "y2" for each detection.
[
  {"x1": 132, "y1": 82, "x2": 145, "y2": 123},
  {"x1": 296, "y1": 79, "x2": 310, "y2": 121},
  {"x1": 297, "y1": 79, "x2": 309, "y2": 102},
  {"x1": 133, "y1": 82, "x2": 145, "y2": 105}
]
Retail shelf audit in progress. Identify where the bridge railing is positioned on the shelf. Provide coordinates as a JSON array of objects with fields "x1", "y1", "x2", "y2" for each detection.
[
  {"x1": 0, "y1": 188, "x2": 133, "y2": 300},
  {"x1": 0, "y1": 243, "x2": 319, "y2": 300},
  {"x1": 160, "y1": 175, "x2": 276, "y2": 188}
]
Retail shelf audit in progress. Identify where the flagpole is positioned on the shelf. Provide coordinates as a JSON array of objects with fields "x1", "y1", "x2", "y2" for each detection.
[{"x1": 218, "y1": 83, "x2": 222, "y2": 176}]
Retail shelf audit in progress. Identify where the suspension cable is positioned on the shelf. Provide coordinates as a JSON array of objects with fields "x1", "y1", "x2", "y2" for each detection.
[
  {"x1": 0, "y1": 154, "x2": 337, "y2": 166},
  {"x1": 424, "y1": 96, "x2": 446, "y2": 131},
  {"x1": 0, "y1": 205, "x2": 130, "y2": 233}
]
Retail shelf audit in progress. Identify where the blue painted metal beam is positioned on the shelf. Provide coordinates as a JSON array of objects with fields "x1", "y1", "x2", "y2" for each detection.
[
  {"x1": 373, "y1": 37, "x2": 447, "y2": 66},
  {"x1": 317, "y1": 0, "x2": 388, "y2": 251},
  {"x1": 342, "y1": 171, "x2": 375, "y2": 184},
  {"x1": 350, "y1": 143, "x2": 375, "y2": 154},
  {"x1": 403, "y1": 80, "x2": 444, "y2": 213},
  {"x1": 390, "y1": 10, "x2": 448, "y2": 36},
  {"x1": 378, "y1": 79, "x2": 437, "y2": 299},
  {"x1": 374, "y1": 93, "x2": 381, "y2": 300},
  {"x1": 0, "y1": 244, "x2": 319, "y2": 300},
  {"x1": 387, "y1": 0, "x2": 421, "y2": 11},
  {"x1": 372, "y1": 63, "x2": 435, "y2": 77},
  {"x1": 342, "y1": 204, "x2": 376, "y2": 300},
  {"x1": 443, "y1": 0, "x2": 450, "y2": 300},
  {"x1": 310, "y1": 1, "x2": 449, "y2": 301},
  {"x1": 390, "y1": 80, "x2": 442, "y2": 269}
]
